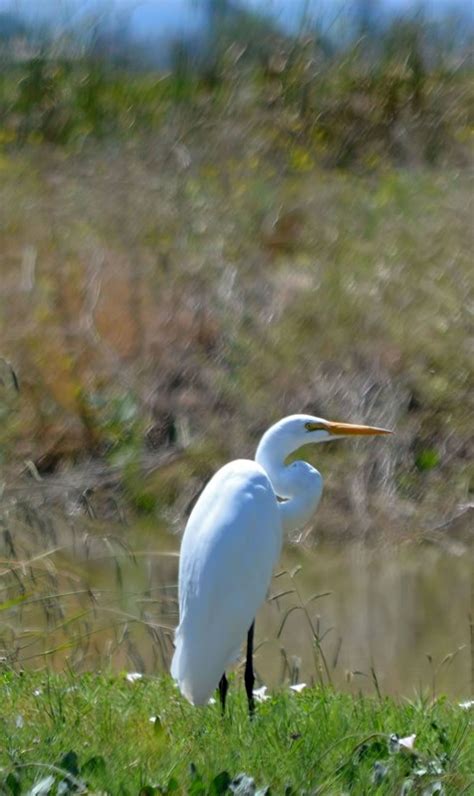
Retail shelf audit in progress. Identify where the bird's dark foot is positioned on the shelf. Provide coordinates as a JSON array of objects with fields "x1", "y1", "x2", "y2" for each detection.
[
  {"x1": 244, "y1": 670, "x2": 255, "y2": 718},
  {"x1": 218, "y1": 673, "x2": 228, "y2": 715},
  {"x1": 246, "y1": 691, "x2": 255, "y2": 718},
  {"x1": 245, "y1": 621, "x2": 256, "y2": 718}
]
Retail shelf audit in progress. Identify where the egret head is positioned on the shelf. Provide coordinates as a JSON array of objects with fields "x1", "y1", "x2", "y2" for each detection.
[
  {"x1": 265, "y1": 413, "x2": 391, "y2": 448},
  {"x1": 301, "y1": 415, "x2": 392, "y2": 443},
  {"x1": 255, "y1": 414, "x2": 392, "y2": 514}
]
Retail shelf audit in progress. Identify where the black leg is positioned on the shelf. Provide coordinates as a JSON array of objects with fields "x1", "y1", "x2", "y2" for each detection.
[
  {"x1": 245, "y1": 621, "x2": 255, "y2": 717},
  {"x1": 218, "y1": 672, "x2": 228, "y2": 715}
]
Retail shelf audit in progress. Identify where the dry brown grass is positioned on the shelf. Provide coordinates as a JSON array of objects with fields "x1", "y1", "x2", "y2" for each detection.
[{"x1": 0, "y1": 95, "x2": 472, "y2": 545}]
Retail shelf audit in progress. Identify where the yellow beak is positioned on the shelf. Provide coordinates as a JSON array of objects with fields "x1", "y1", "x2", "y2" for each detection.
[{"x1": 325, "y1": 421, "x2": 392, "y2": 436}]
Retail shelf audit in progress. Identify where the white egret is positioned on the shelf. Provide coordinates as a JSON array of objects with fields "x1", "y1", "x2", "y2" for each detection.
[{"x1": 171, "y1": 414, "x2": 391, "y2": 713}]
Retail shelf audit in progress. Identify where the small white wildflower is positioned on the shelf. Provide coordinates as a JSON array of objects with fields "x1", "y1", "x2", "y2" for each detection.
[
  {"x1": 208, "y1": 697, "x2": 217, "y2": 705},
  {"x1": 289, "y1": 683, "x2": 307, "y2": 693},
  {"x1": 253, "y1": 685, "x2": 270, "y2": 702},
  {"x1": 15, "y1": 714, "x2": 24, "y2": 729},
  {"x1": 458, "y1": 699, "x2": 474, "y2": 710},
  {"x1": 33, "y1": 688, "x2": 43, "y2": 697},
  {"x1": 149, "y1": 715, "x2": 158, "y2": 723},
  {"x1": 399, "y1": 734, "x2": 416, "y2": 751},
  {"x1": 125, "y1": 672, "x2": 143, "y2": 683}
]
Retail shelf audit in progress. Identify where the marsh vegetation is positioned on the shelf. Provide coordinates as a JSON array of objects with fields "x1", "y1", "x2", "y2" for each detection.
[{"x1": 0, "y1": 4, "x2": 473, "y2": 791}]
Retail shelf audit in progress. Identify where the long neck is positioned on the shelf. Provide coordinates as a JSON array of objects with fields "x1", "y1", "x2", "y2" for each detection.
[
  {"x1": 255, "y1": 427, "x2": 323, "y2": 534},
  {"x1": 278, "y1": 484, "x2": 323, "y2": 535},
  {"x1": 255, "y1": 430, "x2": 295, "y2": 498}
]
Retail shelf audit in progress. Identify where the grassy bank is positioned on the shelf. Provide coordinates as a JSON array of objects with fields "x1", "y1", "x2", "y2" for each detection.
[
  {"x1": 1, "y1": 18, "x2": 472, "y2": 794},
  {"x1": 1, "y1": 670, "x2": 472, "y2": 794}
]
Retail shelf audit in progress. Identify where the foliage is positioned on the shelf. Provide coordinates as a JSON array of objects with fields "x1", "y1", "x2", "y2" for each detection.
[
  {"x1": 0, "y1": 4, "x2": 472, "y2": 542},
  {"x1": 0, "y1": 149, "x2": 472, "y2": 540},
  {"x1": 0, "y1": 16, "x2": 471, "y2": 793},
  {"x1": 0, "y1": 5, "x2": 471, "y2": 160},
  {"x1": 0, "y1": 670, "x2": 472, "y2": 794}
]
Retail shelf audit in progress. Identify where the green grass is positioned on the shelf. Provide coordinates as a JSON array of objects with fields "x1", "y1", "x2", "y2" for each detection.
[{"x1": 1, "y1": 670, "x2": 472, "y2": 794}]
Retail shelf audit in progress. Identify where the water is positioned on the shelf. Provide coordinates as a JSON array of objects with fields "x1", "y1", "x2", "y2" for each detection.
[
  {"x1": 2, "y1": 512, "x2": 472, "y2": 699},
  {"x1": 261, "y1": 541, "x2": 472, "y2": 698}
]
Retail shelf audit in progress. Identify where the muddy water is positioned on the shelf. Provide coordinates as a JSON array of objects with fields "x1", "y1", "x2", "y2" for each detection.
[
  {"x1": 260, "y1": 541, "x2": 473, "y2": 698},
  {"x1": 3, "y1": 515, "x2": 472, "y2": 700}
]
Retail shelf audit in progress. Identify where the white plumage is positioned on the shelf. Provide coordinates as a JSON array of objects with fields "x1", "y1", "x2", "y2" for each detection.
[
  {"x1": 171, "y1": 414, "x2": 391, "y2": 707},
  {"x1": 171, "y1": 460, "x2": 281, "y2": 705}
]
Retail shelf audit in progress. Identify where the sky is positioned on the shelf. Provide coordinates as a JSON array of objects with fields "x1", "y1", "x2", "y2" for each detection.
[{"x1": 0, "y1": 0, "x2": 471, "y2": 39}]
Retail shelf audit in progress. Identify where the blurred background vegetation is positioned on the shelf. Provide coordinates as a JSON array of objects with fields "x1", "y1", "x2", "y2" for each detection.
[
  {"x1": 0, "y1": 0, "x2": 472, "y2": 687},
  {"x1": 1, "y1": 0, "x2": 472, "y2": 538}
]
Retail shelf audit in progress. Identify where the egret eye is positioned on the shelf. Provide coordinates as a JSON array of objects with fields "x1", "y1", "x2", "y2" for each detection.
[{"x1": 305, "y1": 421, "x2": 325, "y2": 432}]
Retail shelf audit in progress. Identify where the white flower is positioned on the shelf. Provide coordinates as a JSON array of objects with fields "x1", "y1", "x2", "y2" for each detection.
[
  {"x1": 208, "y1": 697, "x2": 217, "y2": 705},
  {"x1": 458, "y1": 699, "x2": 474, "y2": 710},
  {"x1": 399, "y1": 734, "x2": 416, "y2": 751},
  {"x1": 15, "y1": 714, "x2": 24, "y2": 729},
  {"x1": 389, "y1": 733, "x2": 416, "y2": 754},
  {"x1": 253, "y1": 685, "x2": 270, "y2": 702},
  {"x1": 125, "y1": 672, "x2": 143, "y2": 683},
  {"x1": 149, "y1": 715, "x2": 158, "y2": 723},
  {"x1": 289, "y1": 683, "x2": 307, "y2": 693},
  {"x1": 33, "y1": 688, "x2": 43, "y2": 696}
]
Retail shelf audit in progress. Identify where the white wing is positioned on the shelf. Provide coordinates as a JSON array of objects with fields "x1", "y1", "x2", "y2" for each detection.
[{"x1": 171, "y1": 459, "x2": 282, "y2": 705}]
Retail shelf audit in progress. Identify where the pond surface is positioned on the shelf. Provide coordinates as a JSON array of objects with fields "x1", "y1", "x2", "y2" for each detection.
[
  {"x1": 261, "y1": 541, "x2": 472, "y2": 699},
  {"x1": 2, "y1": 512, "x2": 472, "y2": 700}
]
